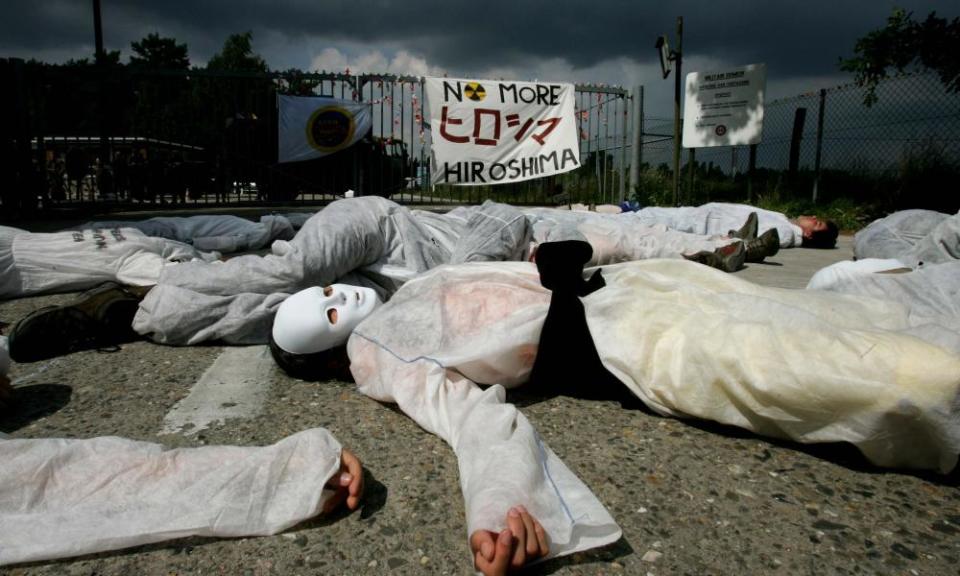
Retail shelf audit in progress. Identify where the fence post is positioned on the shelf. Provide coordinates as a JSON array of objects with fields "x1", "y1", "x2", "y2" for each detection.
[
  {"x1": 747, "y1": 143, "x2": 757, "y2": 204},
  {"x1": 788, "y1": 107, "x2": 807, "y2": 176},
  {"x1": 687, "y1": 147, "x2": 696, "y2": 201},
  {"x1": 629, "y1": 85, "x2": 643, "y2": 201},
  {"x1": 812, "y1": 88, "x2": 826, "y2": 203},
  {"x1": 11, "y1": 58, "x2": 33, "y2": 214},
  {"x1": 619, "y1": 95, "x2": 627, "y2": 203}
]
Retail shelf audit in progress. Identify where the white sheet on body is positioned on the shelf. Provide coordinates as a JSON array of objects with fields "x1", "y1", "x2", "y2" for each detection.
[
  {"x1": 349, "y1": 257, "x2": 960, "y2": 564},
  {"x1": 133, "y1": 197, "x2": 531, "y2": 345},
  {"x1": 0, "y1": 225, "x2": 218, "y2": 299},
  {"x1": 78, "y1": 214, "x2": 296, "y2": 253},
  {"x1": 0, "y1": 428, "x2": 343, "y2": 566},
  {"x1": 854, "y1": 209, "x2": 960, "y2": 267},
  {"x1": 524, "y1": 207, "x2": 734, "y2": 264},
  {"x1": 807, "y1": 259, "x2": 960, "y2": 355}
]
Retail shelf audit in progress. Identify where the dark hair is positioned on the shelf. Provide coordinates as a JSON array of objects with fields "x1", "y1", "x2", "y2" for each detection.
[
  {"x1": 269, "y1": 334, "x2": 353, "y2": 381},
  {"x1": 802, "y1": 220, "x2": 839, "y2": 249}
]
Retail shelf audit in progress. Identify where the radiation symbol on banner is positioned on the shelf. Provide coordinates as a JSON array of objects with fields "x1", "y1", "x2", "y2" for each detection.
[
  {"x1": 306, "y1": 106, "x2": 356, "y2": 153},
  {"x1": 464, "y1": 82, "x2": 486, "y2": 102}
]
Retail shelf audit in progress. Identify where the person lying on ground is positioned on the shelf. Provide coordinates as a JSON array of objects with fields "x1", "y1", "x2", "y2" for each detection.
[
  {"x1": 629, "y1": 202, "x2": 839, "y2": 249},
  {"x1": 0, "y1": 224, "x2": 219, "y2": 300},
  {"x1": 76, "y1": 213, "x2": 296, "y2": 253},
  {"x1": 525, "y1": 207, "x2": 781, "y2": 267},
  {"x1": 0, "y1": 430, "x2": 364, "y2": 566},
  {"x1": 853, "y1": 208, "x2": 960, "y2": 267},
  {"x1": 267, "y1": 281, "x2": 607, "y2": 575},
  {"x1": 5, "y1": 197, "x2": 765, "y2": 364},
  {"x1": 806, "y1": 258, "x2": 960, "y2": 354},
  {"x1": 267, "y1": 243, "x2": 959, "y2": 571}
]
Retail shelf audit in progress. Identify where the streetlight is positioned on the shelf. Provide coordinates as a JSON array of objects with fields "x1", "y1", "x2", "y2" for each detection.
[{"x1": 655, "y1": 16, "x2": 683, "y2": 206}]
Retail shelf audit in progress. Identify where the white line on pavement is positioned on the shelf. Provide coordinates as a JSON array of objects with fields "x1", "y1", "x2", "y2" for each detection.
[{"x1": 160, "y1": 345, "x2": 275, "y2": 436}]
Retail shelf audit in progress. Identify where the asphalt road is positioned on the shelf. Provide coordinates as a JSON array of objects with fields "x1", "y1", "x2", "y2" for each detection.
[{"x1": 2, "y1": 233, "x2": 959, "y2": 576}]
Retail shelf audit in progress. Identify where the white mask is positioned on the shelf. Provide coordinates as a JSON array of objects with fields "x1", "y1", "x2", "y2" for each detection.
[{"x1": 272, "y1": 284, "x2": 381, "y2": 354}]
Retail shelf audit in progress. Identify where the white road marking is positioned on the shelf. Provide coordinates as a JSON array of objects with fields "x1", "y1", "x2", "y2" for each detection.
[{"x1": 161, "y1": 345, "x2": 275, "y2": 436}]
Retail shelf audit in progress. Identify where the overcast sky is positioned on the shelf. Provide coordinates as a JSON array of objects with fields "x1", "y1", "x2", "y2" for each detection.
[{"x1": 2, "y1": 0, "x2": 954, "y2": 116}]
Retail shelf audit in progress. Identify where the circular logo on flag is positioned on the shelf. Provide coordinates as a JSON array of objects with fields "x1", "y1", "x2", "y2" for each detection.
[
  {"x1": 306, "y1": 106, "x2": 356, "y2": 152},
  {"x1": 464, "y1": 82, "x2": 486, "y2": 102},
  {"x1": 715, "y1": 124, "x2": 727, "y2": 137}
]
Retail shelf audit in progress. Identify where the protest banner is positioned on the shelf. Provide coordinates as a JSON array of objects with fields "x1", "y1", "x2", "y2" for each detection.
[
  {"x1": 278, "y1": 96, "x2": 372, "y2": 163},
  {"x1": 682, "y1": 63, "x2": 766, "y2": 148},
  {"x1": 425, "y1": 77, "x2": 579, "y2": 185}
]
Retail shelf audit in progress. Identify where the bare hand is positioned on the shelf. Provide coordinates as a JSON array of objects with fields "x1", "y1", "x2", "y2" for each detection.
[
  {"x1": 322, "y1": 448, "x2": 364, "y2": 514},
  {"x1": 470, "y1": 506, "x2": 549, "y2": 576}
]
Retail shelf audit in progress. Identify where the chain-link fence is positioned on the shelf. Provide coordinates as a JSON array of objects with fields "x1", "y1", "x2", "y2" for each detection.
[
  {"x1": 637, "y1": 72, "x2": 960, "y2": 213},
  {"x1": 0, "y1": 58, "x2": 631, "y2": 218}
]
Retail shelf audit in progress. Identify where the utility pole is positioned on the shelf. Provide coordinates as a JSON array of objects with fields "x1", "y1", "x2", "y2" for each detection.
[
  {"x1": 672, "y1": 16, "x2": 683, "y2": 206},
  {"x1": 93, "y1": 0, "x2": 110, "y2": 197}
]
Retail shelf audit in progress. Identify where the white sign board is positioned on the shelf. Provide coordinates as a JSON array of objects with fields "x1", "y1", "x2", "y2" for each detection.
[
  {"x1": 682, "y1": 63, "x2": 766, "y2": 148},
  {"x1": 425, "y1": 77, "x2": 580, "y2": 185},
  {"x1": 278, "y1": 96, "x2": 372, "y2": 163}
]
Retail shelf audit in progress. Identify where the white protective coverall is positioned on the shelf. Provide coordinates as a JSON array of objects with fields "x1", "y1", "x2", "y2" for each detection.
[
  {"x1": 854, "y1": 209, "x2": 960, "y2": 267},
  {"x1": 0, "y1": 225, "x2": 218, "y2": 299},
  {"x1": 807, "y1": 259, "x2": 960, "y2": 355},
  {"x1": 524, "y1": 207, "x2": 736, "y2": 264},
  {"x1": 631, "y1": 202, "x2": 804, "y2": 248},
  {"x1": 132, "y1": 197, "x2": 532, "y2": 345},
  {"x1": 78, "y1": 214, "x2": 296, "y2": 253},
  {"x1": 348, "y1": 259, "x2": 960, "y2": 563},
  {"x1": 0, "y1": 428, "x2": 344, "y2": 566}
]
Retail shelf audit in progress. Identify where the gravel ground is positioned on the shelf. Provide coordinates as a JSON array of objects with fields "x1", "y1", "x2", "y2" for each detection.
[{"x1": 2, "y1": 233, "x2": 959, "y2": 576}]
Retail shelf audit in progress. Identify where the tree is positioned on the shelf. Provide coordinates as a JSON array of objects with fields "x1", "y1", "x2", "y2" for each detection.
[
  {"x1": 841, "y1": 8, "x2": 960, "y2": 105},
  {"x1": 129, "y1": 33, "x2": 189, "y2": 69},
  {"x1": 207, "y1": 31, "x2": 268, "y2": 72}
]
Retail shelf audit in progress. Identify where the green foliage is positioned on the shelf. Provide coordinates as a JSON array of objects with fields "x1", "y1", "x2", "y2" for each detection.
[
  {"x1": 840, "y1": 8, "x2": 960, "y2": 105},
  {"x1": 207, "y1": 31, "x2": 269, "y2": 72},
  {"x1": 129, "y1": 33, "x2": 189, "y2": 70}
]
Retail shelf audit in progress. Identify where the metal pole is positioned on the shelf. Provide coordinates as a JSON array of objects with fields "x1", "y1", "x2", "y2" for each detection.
[
  {"x1": 672, "y1": 16, "x2": 683, "y2": 206},
  {"x1": 92, "y1": 0, "x2": 110, "y2": 199},
  {"x1": 812, "y1": 88, "x2": 826, "y2": 203},
  {"x1": 687, "y1": 147, "x2": 696, "y2": 201},
  {"x1": 619, "y1": 95, "x2": 627, "y2": 203},
  {"x1": 747, "y1": 143, "x2": 757, "y2": 204},
  {"x1": 629, "y1": 85, "x2": 643, "y2": 200}
]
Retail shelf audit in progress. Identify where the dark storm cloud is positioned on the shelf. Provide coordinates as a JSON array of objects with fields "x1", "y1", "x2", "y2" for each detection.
[{"x1": 2, "y1": 0, "x2": 953, "y2": 75}]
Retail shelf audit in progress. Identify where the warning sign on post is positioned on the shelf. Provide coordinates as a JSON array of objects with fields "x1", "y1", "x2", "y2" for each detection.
[{"x1": 682, "y1": 63, "x2": 766, "y2": 148}]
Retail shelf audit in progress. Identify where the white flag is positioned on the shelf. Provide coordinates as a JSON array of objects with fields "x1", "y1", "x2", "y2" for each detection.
[
  {"x1": 425, "y1": 77, "x2": 580, "y2": 185},
  {"x1": 277, "y1": 96, "x2": 372, "y2": 163}
]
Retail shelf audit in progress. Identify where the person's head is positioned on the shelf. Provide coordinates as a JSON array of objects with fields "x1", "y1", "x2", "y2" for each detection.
[
  {"x1": 270, "y1": 284, "x2": 381, "y2": 380},
  {"x1": 797, "y1": 216, "x2": 839, "y2": 249}
]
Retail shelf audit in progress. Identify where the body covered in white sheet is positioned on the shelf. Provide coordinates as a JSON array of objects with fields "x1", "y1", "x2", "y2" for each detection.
[
  {"x1": 78, "y1": 214, "x2": 296, "y2": 253},
  {"x1": 854, "y1": 209, "x2": 960, "y2": 267},
  {"x1": 348, "y1": 255, "x2": 960, "y2": 567},
  {"x1": 631, "y1": 202, "x2": 805, "y2": 247},
  {"x1": 524, "y1": 207, "x2": 735, "y2": 264},
  {"x1": 807, "y1": 258, "x2": 960, "y2": 354},
  {"x1": 0, "y1": 225, "x2": 217, "y2": 299},
  {"x1": 133, "y1": 197, "x2": 531, "y2": 346}
]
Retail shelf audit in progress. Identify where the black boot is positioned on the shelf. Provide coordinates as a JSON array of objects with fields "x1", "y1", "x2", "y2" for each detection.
[
  {"x1": 8, "y1": 282, "x2": 145, "y2": 363},
  {"x1": 745, "y1": 228, "x2": 780, "y2": 263},
  {"x1": 728, "y1": 212, "x2": 759, "y2": 240},
  {"x1": 683, "y1": 242, "x2": 746, "y2": 272}
]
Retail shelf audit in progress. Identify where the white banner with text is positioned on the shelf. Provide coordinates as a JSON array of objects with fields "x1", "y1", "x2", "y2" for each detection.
[{"x1": 425, "y1": 77, "x2": 580, "y2": 185}]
